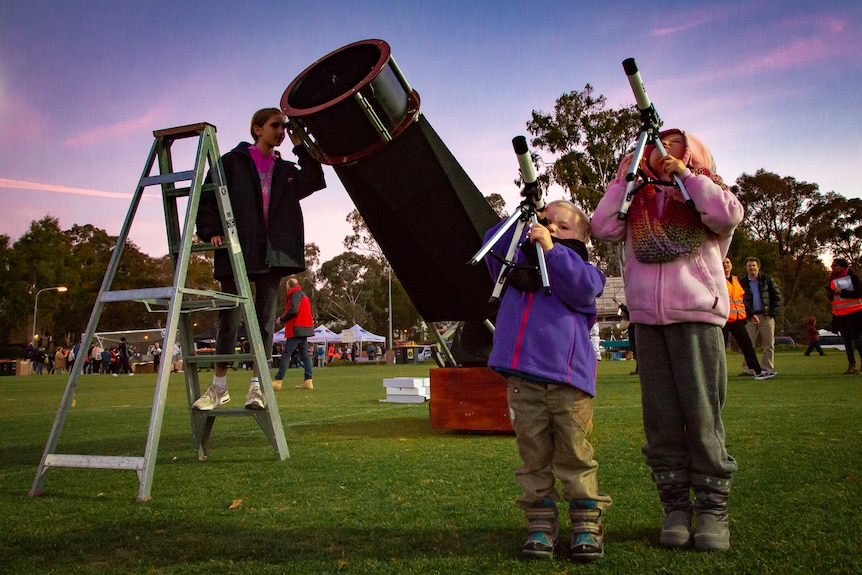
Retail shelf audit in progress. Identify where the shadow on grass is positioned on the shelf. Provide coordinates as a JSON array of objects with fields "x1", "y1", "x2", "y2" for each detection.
[{"x1": 6, "y1": 516, "x2": 658, "y2": 570}]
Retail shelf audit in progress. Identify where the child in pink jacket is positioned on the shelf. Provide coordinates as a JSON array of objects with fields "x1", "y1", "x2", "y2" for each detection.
[{"x1": 592, "y1": 129, "x2": 743, "y2": 552}]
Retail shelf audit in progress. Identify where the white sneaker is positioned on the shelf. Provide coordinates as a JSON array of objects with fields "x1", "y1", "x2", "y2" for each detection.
[
  {"x1": 245, "y1": 385, "x2": 265, "y2": 410},
  {"x1": 192, "y1": 386, "x2": 231, "y2": 411},
  {"x1": 754, "y1": 370, "x2": 776, "y2": 380}
]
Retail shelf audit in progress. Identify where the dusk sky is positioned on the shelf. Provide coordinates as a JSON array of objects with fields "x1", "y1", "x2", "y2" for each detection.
[{"x1": 1, "y1": 1, "x2": 860, "y2": 264}]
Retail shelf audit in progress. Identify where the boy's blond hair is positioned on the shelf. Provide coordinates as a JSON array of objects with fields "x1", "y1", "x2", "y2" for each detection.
[{"x1": 545, "y1": 199, "x2": 591, "y2": 242}]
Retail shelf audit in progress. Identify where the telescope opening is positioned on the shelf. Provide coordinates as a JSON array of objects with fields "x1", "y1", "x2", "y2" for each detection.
[
  {"x1": 281, "y1": 39, "x2": 420, "y2": 164},
  {"x1": 286, "y1": 43, "x2": 383, "y2": 111}
]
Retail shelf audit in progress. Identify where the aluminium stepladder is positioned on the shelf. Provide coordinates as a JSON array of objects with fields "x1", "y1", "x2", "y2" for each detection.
[{"x1": 29, "y1": 123, "x2": 288, "y2": 502}]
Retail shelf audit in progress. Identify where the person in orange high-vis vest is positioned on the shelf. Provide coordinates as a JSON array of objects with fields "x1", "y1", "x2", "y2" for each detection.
[
  {"x1": 828, "y1": 258, "x2": 862, "y2": 374},
  {"x1": 722, "y1": 258, "x2": 775, "y2": 380}
]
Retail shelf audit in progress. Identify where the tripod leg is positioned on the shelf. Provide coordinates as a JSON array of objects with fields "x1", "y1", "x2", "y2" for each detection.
[
  {"x1": 618, "y1": 130, "x2": 651, "y2": 220},
  {"x1": 531, "y1": 213, "x2": 551, "y2": 296},
  {"x1": 489, "y1": 218, "x2": 528, "y2": 301},
  {"x1": 652, "y1": 139, "x2": 694, "y2": 208}
]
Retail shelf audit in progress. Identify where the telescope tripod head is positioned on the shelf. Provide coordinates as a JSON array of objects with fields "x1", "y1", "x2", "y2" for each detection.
[{"x1": 468, "y1": 136, "x2": 551, "y2": 299}]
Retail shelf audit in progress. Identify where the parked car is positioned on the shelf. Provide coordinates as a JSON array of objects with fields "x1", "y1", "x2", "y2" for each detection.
[
  {"x1": 817, "y1": 330, "x2": 845, "y2": 351},
  {"x1": 774, "y1": 336, "x2": 796, "y2": 347}
]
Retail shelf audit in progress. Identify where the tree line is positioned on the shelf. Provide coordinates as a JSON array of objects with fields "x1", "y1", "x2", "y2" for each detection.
[
  {"x1": 524, "y1": 84, "x2": 862, "y2": 341},
  {"x1": 1, "y1": 85, "x2": 857, "y2": 353}
]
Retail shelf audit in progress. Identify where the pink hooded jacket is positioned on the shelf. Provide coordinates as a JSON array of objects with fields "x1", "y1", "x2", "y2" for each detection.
[{"x1": 592, "y1": 129, "x2": 743, "y2": 326}]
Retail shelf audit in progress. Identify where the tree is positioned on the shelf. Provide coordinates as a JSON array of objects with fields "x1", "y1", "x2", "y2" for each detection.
[
  {"x1": 526, "y1": 84, "x2": 640, "y2": 214},
  {"x1": 336, "y1": 210, "x2": 423, "y2": 339},
  {"x1": 343, "y1": 209, "x2": 385, "y2": 261},
  {"x1": 525, "y1": 84, "x2": 640, "y2": 277},
  {"x1": 732, "y1": 170, "x2": 828, "y2": 334},
  {"x1": 485, "y1": 193, "x2": 508, "y2": 219},
  {"x1": 810, "y1": 193, "x2": 862, "y2": 266}
]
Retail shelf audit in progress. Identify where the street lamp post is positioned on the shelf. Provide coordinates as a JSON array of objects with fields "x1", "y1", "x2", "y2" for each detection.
[
  {"x1": 388, "y1": 266, "x2": 394, "y2": 364},
  {"x1": 32, "y1": 286, "x2": 68, "y2": 345}
]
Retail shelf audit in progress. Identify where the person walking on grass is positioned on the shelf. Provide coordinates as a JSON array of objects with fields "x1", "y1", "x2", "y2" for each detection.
[
  {"x1": 485, "y1": 200, "x2": 611, "y2": 563},
  {"x1": 803, "y1": 316, "x2": 826, "y2": 357},
  {"x1": 273, "y1": 278, "x2": 314, "y2": 390},
  {"x1": 827, "y1": 258, "x2": 862, "y2": 373}
]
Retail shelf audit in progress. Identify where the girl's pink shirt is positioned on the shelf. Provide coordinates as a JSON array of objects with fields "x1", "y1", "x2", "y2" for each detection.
[{"x1": 248, "y1": 145, "x2": 276, "y2": 227}]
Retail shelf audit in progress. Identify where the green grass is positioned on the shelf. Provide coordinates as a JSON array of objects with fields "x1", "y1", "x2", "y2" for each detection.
[{"x1": 1, "y1": 352, "x2": 860, "y2": 574}]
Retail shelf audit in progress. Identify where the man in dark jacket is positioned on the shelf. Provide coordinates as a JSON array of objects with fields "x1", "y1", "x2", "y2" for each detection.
[
  {"x1": 740, "y1": 256, "x2": 781, "y2": 375},
  {"x1": 193, "y1": 108, "x2": 325, "y2": 411}
]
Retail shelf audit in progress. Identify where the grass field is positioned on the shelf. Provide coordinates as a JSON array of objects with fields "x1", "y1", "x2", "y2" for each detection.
[{"x1": 1, "y1": 351, "x2": 860, "y2": 574}]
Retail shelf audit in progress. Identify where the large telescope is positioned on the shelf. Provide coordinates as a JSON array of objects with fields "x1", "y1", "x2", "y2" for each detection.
[{"x1": 281, "y1": 39, "x2": 500, "y2": 336}]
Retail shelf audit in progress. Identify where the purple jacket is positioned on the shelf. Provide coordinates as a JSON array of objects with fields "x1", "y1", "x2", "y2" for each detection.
[{"x1": 485, "y1": 220, "x2": 605, "y2": 396}]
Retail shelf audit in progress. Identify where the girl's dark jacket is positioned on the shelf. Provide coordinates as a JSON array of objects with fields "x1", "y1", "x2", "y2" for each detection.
[{"x1": 196, "y1": 142, "x2": 325, "y2": 280}]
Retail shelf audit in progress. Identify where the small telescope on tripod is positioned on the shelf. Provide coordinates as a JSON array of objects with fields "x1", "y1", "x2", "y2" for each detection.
[
  {"x1": 469, "y1": 136, "x2": 551, "y2": 301},
  {"x1": 617, "y1": 58, "x2": 694, "y2": 220}
]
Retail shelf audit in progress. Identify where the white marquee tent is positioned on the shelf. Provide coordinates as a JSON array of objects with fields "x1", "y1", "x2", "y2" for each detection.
[
  {"x1": 274, "y1": 324, "x2": 342, "y2": 344},
  {"x1": 340, "y1": 324, "x2": 386, "y2": 345},
  {"x1": 308, "y1": 325, "x2": 342, "y2": 344}
]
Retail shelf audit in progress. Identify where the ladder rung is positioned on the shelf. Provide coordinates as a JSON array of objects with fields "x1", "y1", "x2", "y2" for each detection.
[
  {"x1": 183, "y1": 353, "x2": 254, "y2": 363},
  {"x1": 44, "y1": 454, "x2": 145, "y2": 471},
  {"x1": 141, "y1": 171, "x2": 196, "y2": 187},
  {"x1": 101, "y1": 287, "x2": 177, "y2": 303},
  {"x1": 101, "y1": 288, "x2": 244, "y2": 305},
  {"x1": 194, "y1": 408, "x2": 264, "y2": 417}
]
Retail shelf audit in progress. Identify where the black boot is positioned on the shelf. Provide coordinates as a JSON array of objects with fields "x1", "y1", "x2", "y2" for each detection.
[
  {"x1": 653, "y1": 470, "x2": 692, "y2": 547},
  {"x1": 691, "y1": 473, "x2": 731, "y2": 551}
]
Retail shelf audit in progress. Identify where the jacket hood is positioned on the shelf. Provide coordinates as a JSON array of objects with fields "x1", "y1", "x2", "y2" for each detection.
[{"x1": 644, "y1": 128, "x2": 717, "y2": 177}]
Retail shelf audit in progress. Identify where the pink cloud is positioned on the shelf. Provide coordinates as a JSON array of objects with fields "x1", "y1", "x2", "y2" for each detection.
[
  {"x1": 0, "y1": 178, "x2": 157, "y2": 200},
  {"x1": 651, "y1": 6, "x2": 735, "y2": 37},
  {"x1": 63, "y1": 107, "x2": 165, "y2": 148}
]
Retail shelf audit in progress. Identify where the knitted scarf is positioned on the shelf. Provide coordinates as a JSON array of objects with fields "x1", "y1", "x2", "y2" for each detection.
[{"x1": 628, "y1": 181, "x2": 707, "y2": 264}]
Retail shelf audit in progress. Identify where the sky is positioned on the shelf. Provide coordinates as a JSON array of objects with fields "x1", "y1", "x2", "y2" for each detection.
[{"x1": 1, "y1": 0, "x2": 860, "y2": 265}]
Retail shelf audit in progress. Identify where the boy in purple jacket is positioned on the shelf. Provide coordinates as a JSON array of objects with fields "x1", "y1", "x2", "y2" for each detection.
[
  {"x1": 592, "y1": 129, "x2": 743, "y2": 551},
  {"x1": 485, "y1": 200, "x2": 611, "y2": 562}
]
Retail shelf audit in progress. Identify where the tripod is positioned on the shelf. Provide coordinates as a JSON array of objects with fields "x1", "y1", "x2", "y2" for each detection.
[
  {"x1": 617, "y1": 58, "x2": 694, "y2": 220},
  {"x1": 470, "y1": 136, "x2": 551, "y2": 301}
]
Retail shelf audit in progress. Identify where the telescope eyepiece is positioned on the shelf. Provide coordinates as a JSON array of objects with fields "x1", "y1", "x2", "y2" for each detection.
[{"x1": 512, "y1": 135, "x2": 529, "y2": 156}]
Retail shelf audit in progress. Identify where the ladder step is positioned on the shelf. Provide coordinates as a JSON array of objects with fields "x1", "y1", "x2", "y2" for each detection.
[
  {"x1": 101, "y1": 287, "x2": 176, "y2": 303},
  {"x1": 101, "y1": 287, "x2": 245, "y2": 306},
  {"x1": 141, "y1": 170, "x2": 196, "y2": 187},
  {"x1": 44, "y1": 454, "x2": 145, "y2": 471},
  {"x1": 153, "y1": 122, "x2": 212, "y2": 139},
  {"x1": 184, "y1": 353, "x2": 255, "y2": 364},
  {"x1": 194, "y1": 408, "x2": 265, "y2": 417}
]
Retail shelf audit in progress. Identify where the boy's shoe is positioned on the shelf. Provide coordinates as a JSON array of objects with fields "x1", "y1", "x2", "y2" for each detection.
[
  {"x1": 192, "y1": 386, "x2": 231, "y2": 411},
  {"x1": 522, "y1": 531, "x2": 556, "y2": 559},
  {"x1": 523, "y1": 498, "x2": 558, "y2": 560},
  {"x1": 271, "y1": 379, "x2": 283, "y2": 391},
  {"x1": 754, "y1": 370, "x2": 776, "y2": 380},
  {"x1": 693, "y1": 513, "x2": 730, "y2": 551},
  {"x1": 569, "y1": 499, "x2": 604, "y2": 562},
  {"x1": 660, "y1": 509, "x2": 692, "y2": 547},
  {"x1": 245, "y1": 385, "x2": 265, "y2": 410},
  {"x1": 844, "y1": 365, "x2": 858, "y2": 374}
]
